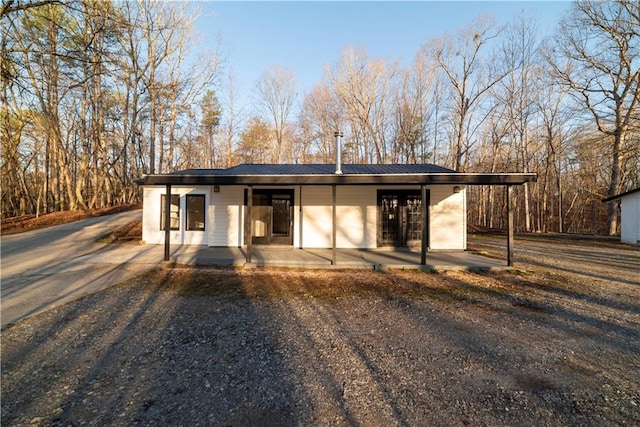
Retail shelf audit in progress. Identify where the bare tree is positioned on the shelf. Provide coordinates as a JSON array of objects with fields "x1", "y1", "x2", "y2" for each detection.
[
  {"x1": 472, "y1": 100, "x2": 513, "y2": 229},
  {"x1": 326, "y1": 46, "x2": 398, "y2": 164},
  {"x1": 298, "y1": 82, "x2": 344, "y2": 163},
  {"x1": 217, "y1": 69, "x2": 244, "y2": 167},
  {"x1": 137, "y1": 0, "x2": 187, "y2": 174},
  {"x1": 391, "y1": 52, "x2": 439, "y2": 163},
  {"x1": 544, "y1": 0, "x2": 640, "y2": 235},
  {"x1": 115, "y1": 0, "x2": 147, "y2": 201},
  {"x1": 1, "y1": 0, "x2": 61, "y2": 18},
  {"x1": 536, "y1": 68, "x2": 578, "y2": 233},
  {"x1": 255, "y1": 65, "x2": 297, "y2": 163},
  {"x1": 161, "y1": 36, "x2": 220, "y2": 173},
  {"x1": 496, "y1": 12, "x2": 545, "y2": 231},
  {"x1": 5, "y1": 2, "x2": 79, "y2": 212},
  {"x1": 424, "y1": 15, "x2": 512, "y2": 171},
  {"x1": 1, "y1": 0, "x2": 222, "y2": 217}
]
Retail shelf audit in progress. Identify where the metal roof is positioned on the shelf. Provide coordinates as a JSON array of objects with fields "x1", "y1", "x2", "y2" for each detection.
[
  {"x1": 602, "y1": 187, "x2": 640, "y2": 202},
  {"x1": 139, "y1": 163, "x2": 537, "y2": 186},
  {"x1": 170, "y1": 164, "x2": 456, "y2": 175}
]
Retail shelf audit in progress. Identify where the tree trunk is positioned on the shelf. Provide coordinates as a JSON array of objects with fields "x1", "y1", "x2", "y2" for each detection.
[{"x1": 606, "y1": 131, "x2": 624, "y2": 235}]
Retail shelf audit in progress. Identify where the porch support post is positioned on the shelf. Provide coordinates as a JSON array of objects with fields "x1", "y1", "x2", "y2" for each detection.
[
  {"x1": 299, "y1": 185, "x2": 303, "y2": 249},
  {"x1": 332, "y1": 184, "x2": 337, "y2": 266},
  {"x1": 421, "y1": 184, "x2": 428, "y2": 265},
  {"x1": 164, "y1": 184, "x2": 171, "y2": 262},
  {"x1": 507, "y1": 185, "x2": 514, "y2": 267},
  {"x1": 246, "y1": 185, "x2": 253, "y2": 264}
]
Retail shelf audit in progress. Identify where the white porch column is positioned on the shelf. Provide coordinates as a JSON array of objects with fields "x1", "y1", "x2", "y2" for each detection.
[
  {"x1": 245, "y1": 185, "x2": 253, "y2": 264},
  {"x1": 421, "y1": 185, "x2": 428, "y2": 265},
  {"x1": 507, "y1": 185, "x2": 514, "y2": 267},
  {"x1": 332, "y1": 184, "x2": 337, "y2": 265},
  {"x1": 164, "y1": 184, "x2": 171, "y2": 262}
]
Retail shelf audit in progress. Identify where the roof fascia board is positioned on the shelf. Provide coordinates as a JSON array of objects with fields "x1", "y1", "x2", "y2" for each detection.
[
  {"x1": 138, "y1": 173, "x2": 537, "y2": 186},
  {"x1": 602, "y1": 187, "x2": 640, "y2": 202}
]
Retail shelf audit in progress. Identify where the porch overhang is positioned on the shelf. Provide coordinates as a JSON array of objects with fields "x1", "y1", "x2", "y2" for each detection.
[
  {"x1": 140, "y1": 165, "x2": 537, "y2": 268},
  {"x1": 137, "y1": 172, "x2": 537, "y2": 186}
]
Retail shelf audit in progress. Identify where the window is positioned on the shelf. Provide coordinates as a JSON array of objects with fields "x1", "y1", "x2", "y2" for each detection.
[
  {"x1": 160, "y1": 194, "x2": 180, "y2": 230},
  {"x1": 187, "y1": 195, "x2": 205, "y2": 231}
]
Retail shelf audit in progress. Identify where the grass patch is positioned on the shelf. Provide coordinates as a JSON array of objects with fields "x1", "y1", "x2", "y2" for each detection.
[{"x1": 96, "y1": 220, "x2": 142, "y2": 243}]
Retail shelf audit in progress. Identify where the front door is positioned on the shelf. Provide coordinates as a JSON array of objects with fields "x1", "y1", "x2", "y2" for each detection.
[
  {"x1": 252, "y1": 189, "x2": 294, "y2": 245},
  {"x1": 378, "y1": 190, "x2": 425, "y2": 247}
]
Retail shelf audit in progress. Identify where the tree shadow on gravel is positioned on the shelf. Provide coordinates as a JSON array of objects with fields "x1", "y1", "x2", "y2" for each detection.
[
  {"x1": 524, "y1": 257, "x2": 640, "y2": 287},
  {"x1": 2, "y1": 267, "x2": 639, "y2": 426},
  {"x1": 470, "y1": 235, "x2": 640, "y2": 287},
  {"x1": 430, "y1": 270, "x2": 640, "y2": 354},
  {"x1": 371, "y1": 270, "x2": 638, "y2": 424},
  {"x1": 1, "y1": 267, "x2": 300, "y2": 427},
  {"x1": 2, "y1": 268, "x2": 180, "y2": 426},
  {"x1": 138, "y1": 268, "x2": 300, "y2": 426}
]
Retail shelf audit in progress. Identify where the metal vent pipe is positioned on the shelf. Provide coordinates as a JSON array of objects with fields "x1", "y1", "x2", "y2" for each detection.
[{"x1": 334, "y1": 131, "x2": 343, "y2": 174}]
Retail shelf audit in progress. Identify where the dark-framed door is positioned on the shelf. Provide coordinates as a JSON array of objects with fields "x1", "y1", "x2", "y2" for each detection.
[
  {"x1": 377, "y1": 190, "x2": 427, "y2": 247},
  {"x1": 250, "y1": 189, "x2": 294, "y2": 245}
]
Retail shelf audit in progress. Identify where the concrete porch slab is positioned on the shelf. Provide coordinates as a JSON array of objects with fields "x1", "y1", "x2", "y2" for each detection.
[{"x1": 167, "y1": 246, "x2": 507, "y2": 271}]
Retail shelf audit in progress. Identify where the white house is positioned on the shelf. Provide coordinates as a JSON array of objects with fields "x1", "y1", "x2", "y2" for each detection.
[
  {"x1": 603, "y1": 187, "x2": 640, "y2": 245},
  {"x1": 137, "y1": 163, "x2": 536, "y2": 265}
]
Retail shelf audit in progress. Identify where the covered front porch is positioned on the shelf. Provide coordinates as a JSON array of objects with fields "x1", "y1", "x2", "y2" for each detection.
[
  {"x1": 139, "y1": 163, "x2": 537, "y2": 267},
  {"x1": 164, "y1": 246, "x2": 507, "y2": 271}
]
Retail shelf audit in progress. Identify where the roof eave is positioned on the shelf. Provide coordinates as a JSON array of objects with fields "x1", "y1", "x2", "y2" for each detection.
[
  {"x1": 602, "y1": 187, "x2": 640, "y2": 202},
  {"x1": 137, "y1": 173, "x2": 537, "y2": 186}
]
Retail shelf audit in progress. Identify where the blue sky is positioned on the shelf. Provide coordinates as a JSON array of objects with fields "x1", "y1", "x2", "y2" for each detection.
[{"x1": 193, "y1": 1, "x2": 573, "y2": 110}]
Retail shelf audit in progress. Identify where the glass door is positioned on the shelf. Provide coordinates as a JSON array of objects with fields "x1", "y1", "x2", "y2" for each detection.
[
  {"x1": 380, "y1": 194, "x2": 400, "y2": 245},
  {"x1": 251, "y1": 190, "x2": 293, "y2": 245},
  {"x1": 405, "y1": 194, "x2": 423, "y2": 248},
  {"x1": 271, "y1": 194, "x2": 292, "y2": 238},
  {"x1": 378, "y1": 191, "x2": 424, "y2": 247}
]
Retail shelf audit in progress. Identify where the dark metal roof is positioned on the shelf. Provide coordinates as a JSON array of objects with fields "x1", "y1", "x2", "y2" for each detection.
[
  {"x1": 170, "y1": 164, "x2": 456, "y2": 175},
  {"x1": 602, "y1": 187, "x2": 640, "y2": 202},
  {"x1": 139, "y1": 163, "x2": 537, "y2": 186}
]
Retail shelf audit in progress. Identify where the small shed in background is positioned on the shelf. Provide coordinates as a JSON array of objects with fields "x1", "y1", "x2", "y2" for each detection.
[{"x1": 603, "y1": 187, "x2": 640, "y2": 245}]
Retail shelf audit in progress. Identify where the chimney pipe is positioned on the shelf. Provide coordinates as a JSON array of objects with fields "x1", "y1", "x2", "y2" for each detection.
[{"x1": 334, "y1": 131, "x2": 343, "y2": 174}]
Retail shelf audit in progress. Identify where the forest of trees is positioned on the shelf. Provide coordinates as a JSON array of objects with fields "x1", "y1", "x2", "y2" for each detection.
[{"x1": 2, "y1": 0, "x2": 639, "y2": 236}]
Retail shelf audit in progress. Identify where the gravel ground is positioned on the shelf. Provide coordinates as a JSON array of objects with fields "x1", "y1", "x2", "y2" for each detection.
[{"x1": 2, "y1": 237, "x2": 639, "y2": 426}]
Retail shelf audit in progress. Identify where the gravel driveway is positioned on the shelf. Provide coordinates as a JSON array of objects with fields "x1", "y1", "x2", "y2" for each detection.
[
  {"x1": 2, "y1": 237, "x2": 639, "y2": 427},
  {"x1": 468, "y1": 233, "x2": 640, "y2": 287},
  {"x1": 1, "y1": 210, "x2": 147, "y2": 327}
]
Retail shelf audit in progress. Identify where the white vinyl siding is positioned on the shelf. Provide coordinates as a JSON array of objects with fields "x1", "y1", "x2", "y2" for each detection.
[
  {"x1": 296, "y1": 186, "x2": 376, "y2": 249},
  {"x1": 620, "y1": 192, "x2": 640, "y2": 245},
  {"x1": 142, "y1": 186, "x2": 209, "y2": 245},
  {"x1": 211, "y1": 186, "x2": 245, "y2": 247},
  {"x1": 429, "y1": 186, "x2": 466, "y2": 250},
  {"x1": 298, "y1": 186, "x2": 332, "y2": 248},
  {"x1": 142, "y1": 184, "x2": 467, "y2": 251},
  {"x1": 336, "y1": 186, "x2": 377, "y2": 248}
]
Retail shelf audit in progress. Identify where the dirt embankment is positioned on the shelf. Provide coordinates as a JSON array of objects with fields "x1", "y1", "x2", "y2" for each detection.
[{"x1": 1, "y1": 204, "x2": 141, "y2": 236}]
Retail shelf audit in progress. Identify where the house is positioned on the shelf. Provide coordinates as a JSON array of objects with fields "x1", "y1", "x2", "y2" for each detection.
[
  {"x1": 603, "y1": 187, "x2": 640, "y2": 245},
  {"x1": 137, "y1": 163, "x2": 536, "y2": 266}
]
